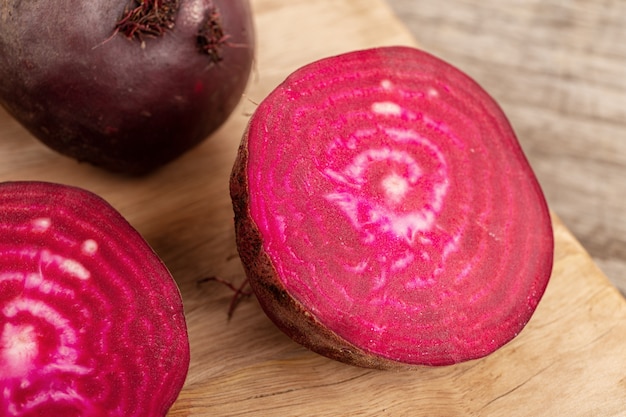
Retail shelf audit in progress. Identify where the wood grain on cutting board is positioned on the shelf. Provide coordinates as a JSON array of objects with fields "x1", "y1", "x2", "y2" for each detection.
[{"x1": 0, "y1": 0, "x2": 624, "y2": 416}]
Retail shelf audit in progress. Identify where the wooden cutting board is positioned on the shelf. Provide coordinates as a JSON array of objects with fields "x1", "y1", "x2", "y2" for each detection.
[{"x1": 1, "y1": 0, "x2": 625, "y2": 415}]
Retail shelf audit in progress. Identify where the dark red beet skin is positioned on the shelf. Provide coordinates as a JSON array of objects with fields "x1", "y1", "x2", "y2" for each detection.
[
  {"x1": 0, "y1": 182, "x2": 189, "y2": 415},
  {"x1": 0, "y1": 0, "x2": 254, "y2": 174},
  {"x1": 230, "y1": 46, "x2": 554, "y2": 369}
]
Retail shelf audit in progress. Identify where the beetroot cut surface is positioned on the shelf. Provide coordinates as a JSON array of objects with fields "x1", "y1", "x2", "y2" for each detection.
[
  {"x1": 231, "y1": 46, "x2": 554, "y2": 369},
  {"x1": 0, "y1": 182, "x2": 189, "y2": 416}
]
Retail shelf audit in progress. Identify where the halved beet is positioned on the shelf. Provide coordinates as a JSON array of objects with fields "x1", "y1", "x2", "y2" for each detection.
[
  {"x1": 0, "y1": 0, "x2": 254, "y2": 174},
  {"x1": 0, "y1": 182, "x2": 189, "y2": 415},
  {"x1": 230, "y1": 46, "x2": 554, "y2": 369}
]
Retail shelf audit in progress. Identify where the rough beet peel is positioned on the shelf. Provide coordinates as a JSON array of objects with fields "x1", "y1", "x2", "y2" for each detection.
[{"x1": 230, "y1": 46, "x2": 554, "y2": 369}]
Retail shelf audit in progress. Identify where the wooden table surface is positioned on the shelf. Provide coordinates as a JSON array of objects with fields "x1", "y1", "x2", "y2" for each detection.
[
  {"x1": 387, "y1": 0, "x2": 626, "y2": 296},
  {"x1": 0, "y1": 0, "x2": 625, "y2": 416}
]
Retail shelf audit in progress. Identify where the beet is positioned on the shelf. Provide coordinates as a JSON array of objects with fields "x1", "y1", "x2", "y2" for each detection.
[
  {"x1": 230, "y1": 46, "x2": 554, "y2": 369},
  {"x1": 0, "y1": 181, "x2": 189, "y2": 415},
  {"x1": 0, "y1": 0, "x2": 254, "y2": 174}
]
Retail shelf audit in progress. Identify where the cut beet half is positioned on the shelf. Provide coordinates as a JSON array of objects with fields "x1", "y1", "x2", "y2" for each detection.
[
  {"x1": 0, "y1": 182, "x2": 189, "y2": 416},
  {"x1": 230, "y1": 46, "x2": 554, "y2": 369}
]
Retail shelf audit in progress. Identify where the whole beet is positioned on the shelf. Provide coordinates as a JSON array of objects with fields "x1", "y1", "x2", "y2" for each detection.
[{"x1": 0, "y1": 0, "x2": 254, "y2": 174}]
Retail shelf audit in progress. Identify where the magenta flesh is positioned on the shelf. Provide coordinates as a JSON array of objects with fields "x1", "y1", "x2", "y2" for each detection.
[
  {"x1": 230, "y1": 46, "x2": 554, "y2": 369},
  {"x1": 0, "y1": 0, "x2": 255, "y2": 174},
  {"x1": 0, "y1": 182, "x2": 189, "y2": 415}
]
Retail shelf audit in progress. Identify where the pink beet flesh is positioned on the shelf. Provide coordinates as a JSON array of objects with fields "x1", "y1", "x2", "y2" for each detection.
[
  {"x1": 233, "y1": 46, "x2": 554, "y2": 367},
  {"x1": 0, "y1": 182, "x2": 189, "y2": 416}
]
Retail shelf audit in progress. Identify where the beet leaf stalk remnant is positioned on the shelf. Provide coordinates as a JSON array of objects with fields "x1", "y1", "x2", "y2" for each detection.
[{"x1": 116, "y1": 0, "x2": 179, "y2": 40}]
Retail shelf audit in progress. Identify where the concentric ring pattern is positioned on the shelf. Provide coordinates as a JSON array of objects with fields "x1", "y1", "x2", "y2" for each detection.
[
  {"x1": 0, "y1": 182, "x2": 189, "y2": 416},
  {"x1": 244, "y1": 47, "x2": 554, "y2": 365}
]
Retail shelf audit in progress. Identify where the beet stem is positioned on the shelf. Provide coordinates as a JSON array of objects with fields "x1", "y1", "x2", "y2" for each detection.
[
  {"x1": 196, "y1": 7, "x2": 228, "y2": 63},
  {"x1": 199, "y1": 276, "x2": 252, "y2": 320},
  {"x1": 116, "y1": 0, "x2": 179, "y2": 41}
]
